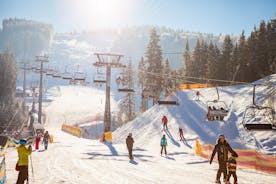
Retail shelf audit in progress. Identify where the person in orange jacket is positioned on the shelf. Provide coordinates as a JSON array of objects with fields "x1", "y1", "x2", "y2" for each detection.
[{"x1": 16, "y1": 139, "x2": 32, "y2": 184}]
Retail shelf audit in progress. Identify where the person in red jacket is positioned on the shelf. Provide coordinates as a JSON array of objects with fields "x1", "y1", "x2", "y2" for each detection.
[
  {"x1": 178, "y1": 127, "x2": 185, "y2": 141},
  {"x1": 35, "y1": 133, "x2": 41, "y2": 150},
  {"x1": 162, "y1": 116, "x2": 168, "y2": 131}
]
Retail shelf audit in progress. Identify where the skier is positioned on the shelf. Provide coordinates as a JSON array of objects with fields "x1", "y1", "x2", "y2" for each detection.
[
  {"x1": 162, "y1": 115, "x2": 168, "y2": 131},
  {"x1": 210, "y1": 134, "x2": 238, "y2": 184},
  {"x1": 178, "y1": 127, "x2": 185, "y2": 141},
  {"x1": 195, "y1": 91, "x2": 200, "y2": 100},
  {"x1": 16, "y1": 139, "x2": 32, "y2": 184},
  {"x1": 160, "y1": 135, "x2": 167, "y2": 156},
  {"x1": 35, "y1": 133, "x2": 41, "y2": 150},
  {"x1": 226, "y1": 153, "x2": 238, "y2": 184},
  {"x1": 206, "y1": 106, "x2": 213, "y2": 121},
  {"x1": 126, "y1": 133, "x2": 134, "y2": 160},
  {"x1": 43, "y1": 130, "x2": 50, "y2": 150}
]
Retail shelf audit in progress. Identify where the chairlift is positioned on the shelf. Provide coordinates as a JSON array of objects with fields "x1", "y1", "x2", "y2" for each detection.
[
  {"x1": 62, "y1": 67, "x2": 73, "y2": 80},
  {"x1": 142, "y1": 88, "x2": 156, "y2": 98},
  {"x1": 242, "y1": 85, "x2": 275, "y2": 130},
  {"x1": 118, "y1": 88, "x2": 135, "y2": 93},
  {"x1": 93, "y1": 69, "x2": 106, "y2": 86},
  {"x1": 157, "y1": 91, "x2": 179, "y2": 106},
  {"x1": 46, "y1": 68, "x2": 54, "y2": 76},
  {"x1": 52, "y1": 71, "x2": 61, "y2": 78},
  {"x1": 74, "y1": 72, "x2": 86, "y2": 81},
  {"x1": 206, "y1": 87, "x2": 229, "y2": 121}
]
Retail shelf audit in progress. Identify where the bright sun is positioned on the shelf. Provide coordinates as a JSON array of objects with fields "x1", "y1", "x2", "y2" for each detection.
[{"x1": 68, "y1": 0, "x2": 131, "y2": 29}]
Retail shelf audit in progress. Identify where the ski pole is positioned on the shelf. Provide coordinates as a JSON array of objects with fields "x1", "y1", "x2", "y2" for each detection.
[{"x1": 30, "y1": 154, "x2": 35, "y2": 182}]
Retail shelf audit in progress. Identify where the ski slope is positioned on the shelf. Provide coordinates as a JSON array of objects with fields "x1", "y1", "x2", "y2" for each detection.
[{"x1": 5, "y1": 75, "x2": 276, "y2": 184}]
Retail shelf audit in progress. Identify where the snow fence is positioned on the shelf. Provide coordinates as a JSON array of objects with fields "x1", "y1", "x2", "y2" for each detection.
[
  {"x1": 61, "y1": 124, "x2": 82, "y2": 137},
  {"x1": 0, "y1": 136, "x2": 8, "y2": 184},
  {"x1": 195, "y1": 139, "x2": 276, "y2": 174}
]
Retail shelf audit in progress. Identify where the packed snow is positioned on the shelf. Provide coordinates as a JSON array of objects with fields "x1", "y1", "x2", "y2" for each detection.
[{"x1": 5, "y1": 75, "x2": 276, "y2": 184}]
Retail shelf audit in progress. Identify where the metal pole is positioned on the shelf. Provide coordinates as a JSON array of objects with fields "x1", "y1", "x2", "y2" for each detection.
[
  {"x1": 23, "y1": 63, "x2": 26, "y2": 99},
  {"x1": 104, "y1": 64, "x2": 111, "y2": 132},
  {"x1": 38, "y1": 60, "x2": 43, "y2": 124}
]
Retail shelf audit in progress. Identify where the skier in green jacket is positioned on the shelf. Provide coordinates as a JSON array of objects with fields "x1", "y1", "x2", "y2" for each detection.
[{"x1": 160, "y1": 135, "x2": 167, "y2": 156}]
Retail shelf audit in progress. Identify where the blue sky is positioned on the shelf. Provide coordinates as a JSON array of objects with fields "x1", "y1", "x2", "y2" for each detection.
[{"x1": 0, "y1": 0, "x2": 275, "y2": 35}]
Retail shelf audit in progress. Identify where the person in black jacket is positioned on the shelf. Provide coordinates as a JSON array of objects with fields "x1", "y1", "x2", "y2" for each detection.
[
  {"x1": 210, "y1": 134, "x2": 238, "y2": 184},
  {"x1": 126, "y1": 133, "x2": 134, "y2": 160}
]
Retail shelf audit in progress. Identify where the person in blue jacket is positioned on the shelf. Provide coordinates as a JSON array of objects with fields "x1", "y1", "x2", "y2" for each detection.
[{"x1": 160, "y1": 135, "x2": 167, "y2": 155}]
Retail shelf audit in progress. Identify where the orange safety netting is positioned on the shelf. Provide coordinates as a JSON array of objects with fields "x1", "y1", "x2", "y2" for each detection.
[{"x1": 195, "y1": 139, "x2": 276, "y2": 174}]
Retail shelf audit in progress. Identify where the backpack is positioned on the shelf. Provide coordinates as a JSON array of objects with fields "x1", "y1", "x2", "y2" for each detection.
[{"x1": 161, "y1": 137, "x2": 167, "y2": 145}]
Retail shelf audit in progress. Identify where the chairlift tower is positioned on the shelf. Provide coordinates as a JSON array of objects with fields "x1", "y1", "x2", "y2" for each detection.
[
  {"x1": 35, "y1": 55, "x2": 49, "y2": 124},
  {"x1": 93, "y1": 53, "x2": 125, "y2": 132}
]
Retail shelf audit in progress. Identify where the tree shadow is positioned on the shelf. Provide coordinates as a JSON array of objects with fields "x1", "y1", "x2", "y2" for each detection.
[
  {"x1": 104, "y1": 142, "x2": 118, "y2": 156},
  {"x1": 129, "y1": 159, "x2": 138, "y2": 165},
  {"x1": 133, "y1": 147, "x2": 147, "y2": 152},
  {"x1": 164, "y1": 129, "x2": 180, "y2": 147},
  {"x1": 186, "y1": 160, "x2": 209, "y2": 165},
  {"x1": 181, "y1": 139, "x2": 192, "y2": 148},
  {"x1": 83, "y1": 152, "x2": 153, "y2": 163},
  {"x1": 167, "y1": 151, "x2": 188, "y2": 156}
]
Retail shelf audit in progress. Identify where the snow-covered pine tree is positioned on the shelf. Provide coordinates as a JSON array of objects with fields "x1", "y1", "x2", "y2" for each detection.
[
  {"x1": 137, "y1": 57, "x2": 147, "y2": 112},
  {"x1": 0, "y1": 49, "x2": 28, "y2": 133},
  {"x1": 118, "y1": 59, "x2": 135, "y2": 124},
  {"x1": 163, "y1": 58, "x2": 172, "y2": 96}
]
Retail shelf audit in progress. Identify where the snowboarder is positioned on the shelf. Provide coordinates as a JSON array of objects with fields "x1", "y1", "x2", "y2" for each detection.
[
  {"x1": 43, "y1": 130, "x2": 50, "y2": 150},
  {"x1": 226, "y1": 153, "x2": 238, "y2": 184},
  {"x1": 160, "y1": 135, "x2": 167, "y2": 156},
  {"x1": 210, "y1": 134, "x2": 238, "y2": 184},
  {"x1": 35, "y1": 133, "x2": 41, "y2": 150},
  {"x1": 16, "y1": 139, "x2": 32, "y2": 184},
  {"x1": 162, "y1": 115, "x2": 168, "y2": 131},
  {"x1": 178, "y1": 127, "x2": 185, "y2": 141},
  {"x1": 126, "y1": 133, "x2": 134, "y2": 160}
]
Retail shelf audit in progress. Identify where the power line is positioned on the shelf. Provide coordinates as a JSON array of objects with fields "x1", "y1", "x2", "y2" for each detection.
[{"x1": 137, "y1": 69, "x2": 249, "y2": 85}]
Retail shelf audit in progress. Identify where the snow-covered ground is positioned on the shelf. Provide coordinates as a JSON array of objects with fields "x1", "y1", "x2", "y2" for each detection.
[{"x1": 5, "y1": 74, "x2": 276, "y2": 184}]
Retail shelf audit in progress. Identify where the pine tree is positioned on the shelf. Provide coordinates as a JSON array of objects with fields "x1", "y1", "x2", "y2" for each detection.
[
  {"x1": 0, "y1": 49, "x2": 17, "y2": 104},
  {"x1": 236, "y1": 30, "x2": 247, "y2": 82},
  {"x1": 163, "y1": 58, "x2": 172, "y2": 96},
  {"x1": 206, "y1": 42, "x2": 220, "y2": 83},
  {"x1": 144, "y1": 28, "x2": 163, "y2": 105},
  {"x1": 183, "y1": 40, "x2": 192, "y2": 77},
  {"x1": 221, "y1": 35, "x2": 233, "y2": 81}
]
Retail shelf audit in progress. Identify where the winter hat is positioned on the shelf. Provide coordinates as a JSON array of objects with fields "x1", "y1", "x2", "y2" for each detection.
[
  {"x1": 19, "y1": 139, "x2": 27, "y2": 145},
  {"x1": 218, "y1": 134, "x2": 225, "y2": 139}
]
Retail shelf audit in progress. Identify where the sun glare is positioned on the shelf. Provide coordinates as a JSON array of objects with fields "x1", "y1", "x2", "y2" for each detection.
[{"x1": 67, "y1": 0, "x2": 132, "y2": 29}]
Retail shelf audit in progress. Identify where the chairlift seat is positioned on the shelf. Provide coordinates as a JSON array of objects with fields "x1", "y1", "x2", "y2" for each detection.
[
  {"x1": 245, "y1": 123, "x2": 273, "y2": 130},
  {"x1": 158, "y1": 100, "x2": 179, "y2": 106},
  {"x1": 62, "y1": 76, "x2": 73, "y2": 80},
  {"x1": 209, "y1": 110, "x2": 229, "y2": 117},
  {"x1": 93, "y1": 79, "x2": 106, "y2": 84},
  {"x1": 118, "y1": 88, "x2": 135, "y2": 93}
]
